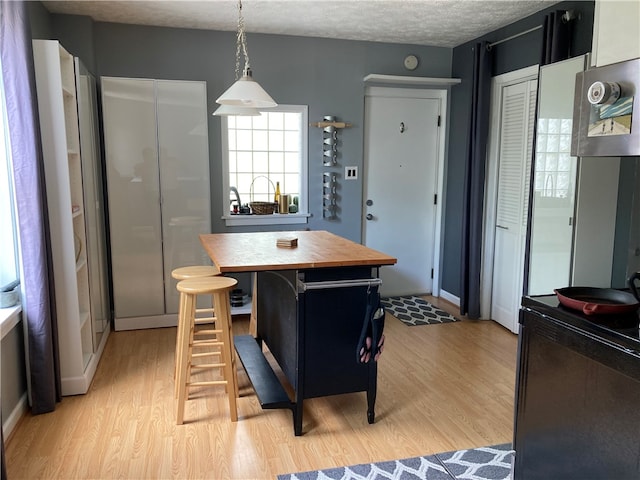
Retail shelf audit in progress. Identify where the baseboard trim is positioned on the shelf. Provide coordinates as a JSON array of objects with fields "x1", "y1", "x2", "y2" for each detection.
[
  {"x1": 114, "y1": 314, "x2": 178, "y2": 331},
  {"x1": 3, "y1": 392, "x2": 27, "y2": 440},
  {"x1": 439, "y1": 289, "x2": 460, "y2": 307}
]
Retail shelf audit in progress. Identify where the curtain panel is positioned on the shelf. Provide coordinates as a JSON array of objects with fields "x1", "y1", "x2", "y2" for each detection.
[
  {"x1": 459, "y1": 41, "x2": 493, "y2": 319},
  {"x1": 0, "y1": 0, "x2": 61, "y2": 419}
]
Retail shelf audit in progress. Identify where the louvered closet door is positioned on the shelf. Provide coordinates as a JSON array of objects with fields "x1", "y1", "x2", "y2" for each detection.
[{"x1": 491, "y1": 79, "x2": 537, "y2": 332}]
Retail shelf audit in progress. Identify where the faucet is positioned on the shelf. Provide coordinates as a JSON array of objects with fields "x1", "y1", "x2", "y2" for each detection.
[{"x1": 230, "y1": 186, "x2": 242, "y2": 212}]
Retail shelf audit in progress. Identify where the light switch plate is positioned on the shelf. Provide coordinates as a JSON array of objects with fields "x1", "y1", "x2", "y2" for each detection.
[{"x1": 345, "y1": 166, "x2": 358, "y2": 180}]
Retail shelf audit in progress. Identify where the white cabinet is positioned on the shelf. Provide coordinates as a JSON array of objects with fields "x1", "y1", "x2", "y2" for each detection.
[
  {"x1": 592, "y1": 0, "x2": 640, "y2": 67},
  {"x1": 101, "y1": 77, "x2": 211, "y2": 330},
  {"x1": 32, "y1": 40, "x2": 109, "y2": 395}
]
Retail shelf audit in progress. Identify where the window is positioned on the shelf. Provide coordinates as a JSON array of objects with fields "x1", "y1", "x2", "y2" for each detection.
[
  {"x1": 0, "y1": 65, "x2": 19, "y2": 292},
  {"x1": 222, "y1": 105, "x2": 309, "y2": 226},
  {"x1": 535, "y1": 118, "x2": 574, "y2": 199}
]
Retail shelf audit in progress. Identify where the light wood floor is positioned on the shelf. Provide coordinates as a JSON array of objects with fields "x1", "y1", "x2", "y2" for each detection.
[{"x1": 6, "y1": 297, "x2": 518, "y2": 479}]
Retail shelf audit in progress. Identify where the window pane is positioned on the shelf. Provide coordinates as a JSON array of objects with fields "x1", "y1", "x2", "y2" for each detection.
[
  {"x1": 227, "y1": 129, "x2": 236, "y2": 150},
  {"x1": 236, "y1": 151, "x2": 253, "y2": 172},
  {"x1": 268, "y1": 130, "x2": 284, "y2": 151},
  {"x1": 269, "y1": 151, "x2": 284, "y2": 172},
  {"x1": 268, "y1": 112, "x2": 284, "y2": 130},
  {"x1": 253, "y1": 130, "x2": 268, "y2": 151},
  {"x1": 284, "y1": 152, "x2": 300, "y2": 172},
  {"x1": 235, "y1": 115, "x2": 253, "y2": 129},
  {"x1": 236, "y1": 129, "x2": 252, "y2": 150},
  {"x1": 0, "y1": 74, "x2": 19, "y2": 288},
  {"x1": 252, "y1": 151, "x2": 268, "y2": 169},
  {"x1": 284, "y1": 131, "x2": 300, "y2": 152}
]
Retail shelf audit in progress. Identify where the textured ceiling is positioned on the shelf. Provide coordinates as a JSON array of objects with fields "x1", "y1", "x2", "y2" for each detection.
[{"x1": 42, "y1": 0, "x2": 560, "y2": 48}]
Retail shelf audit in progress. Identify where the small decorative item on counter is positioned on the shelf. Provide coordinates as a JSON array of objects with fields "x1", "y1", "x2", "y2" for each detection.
[
  {"x1": 274, "y1": 181, "x2": 281, "y2": 213},
  {"x1": 279, "y1": 194, "x2": 289, "y2": 214},
  {"x1": 289, "y1": 196, "x2": 299, "y2": 213},
  {"x1": 0, "y1": 279, "x2": 20, "y2": 308},
  {"x1": 276, "y1": 236, "x2": 298, "y2": 248}
]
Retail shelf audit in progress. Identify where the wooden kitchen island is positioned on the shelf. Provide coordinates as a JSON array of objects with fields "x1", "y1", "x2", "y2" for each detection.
[{"x1": 199, "y1": 230, "x2": 396, "y2": 435}]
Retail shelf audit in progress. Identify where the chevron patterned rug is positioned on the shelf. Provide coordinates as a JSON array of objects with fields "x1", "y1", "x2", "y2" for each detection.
[
  {"x1": 277, "y1": 443, "x2": 513, "y2": 480},
  {"x1": 381, "y1": 296, "x2": 460, "y2": 326}
]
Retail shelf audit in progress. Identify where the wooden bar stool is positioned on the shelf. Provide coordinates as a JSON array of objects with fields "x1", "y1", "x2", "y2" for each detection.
[
  {"x1": 171, "y1": 265, "x2": 221, "y2": 397},
  {"x1": 175, "y1": 276, "x2": 239, "y2": 424}
]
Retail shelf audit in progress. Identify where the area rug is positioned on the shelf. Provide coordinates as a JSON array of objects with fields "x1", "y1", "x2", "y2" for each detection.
[
  {"x1": 381, "y1": 296, "x2": 460, "y2": 326},
  {"x1": 277, "y1": 443, "x2": 514, "y2": 480}
]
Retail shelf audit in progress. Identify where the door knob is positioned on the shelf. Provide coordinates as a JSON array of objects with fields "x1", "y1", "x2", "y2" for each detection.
[{"x1": 366, "y1": 213, "x2": 374, "y2": 221}]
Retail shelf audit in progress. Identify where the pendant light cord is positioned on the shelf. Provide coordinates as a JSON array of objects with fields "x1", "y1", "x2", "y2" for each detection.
[{"x1": 235, "y1": 0, "x2": 251, "y2": 78}]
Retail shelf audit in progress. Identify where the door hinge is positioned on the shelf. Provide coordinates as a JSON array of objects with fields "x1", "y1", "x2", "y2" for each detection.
[
  {"x1": 434, "y1": 194, "x2": 437, "y2": 205},
  {"x1": 431, "y1": 268, "x2": 434, "y2": 279},
  {"x1": 437, "y1": 115, "x2": 441, "y2": 127}
]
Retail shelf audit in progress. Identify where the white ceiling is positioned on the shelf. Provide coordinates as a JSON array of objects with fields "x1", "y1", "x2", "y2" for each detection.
[{"x1": 42, "y1": 0, "x2": 560, "y2": 48}]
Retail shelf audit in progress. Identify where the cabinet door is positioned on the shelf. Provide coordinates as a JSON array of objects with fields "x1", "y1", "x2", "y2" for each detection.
[
  {"x1": 76, "y1": 60, "x2": 110, "y2": 349},
  {"x1": 156, "y1": 80, "x2": 211, "y2": 314},
  {"x1": 528, "y1": 55, "x2": 585, "y2": 295},
  {"x1": 102, "y1": 77, "x2": 165, "y2": 318}
]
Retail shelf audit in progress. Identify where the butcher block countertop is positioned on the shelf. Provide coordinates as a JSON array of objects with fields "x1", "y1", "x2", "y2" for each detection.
[{"x1": 199, "y1": 230, "x2": 397, "y2": 273}]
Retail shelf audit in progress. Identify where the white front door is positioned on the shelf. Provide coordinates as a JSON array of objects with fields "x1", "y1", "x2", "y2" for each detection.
[
  {"x1": 490, "y1": 79, "x2": 537, "y2": 333},
  {"x1": 363, "y1": 88, "x2": 442, "y2": 297}
]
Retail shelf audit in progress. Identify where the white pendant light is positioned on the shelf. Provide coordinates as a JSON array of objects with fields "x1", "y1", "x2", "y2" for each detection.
[
  {"x1": 216, "y1": 0, "x2": 277, "y2": 109},
  {"x1": 213, "y1": 104, "x2": 262, "y2": 116}
]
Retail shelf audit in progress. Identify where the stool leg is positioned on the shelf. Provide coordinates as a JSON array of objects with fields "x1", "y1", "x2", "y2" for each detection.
[
  {"x1": 174, "y1": 290, "x2": 186, "y2": 398},
  {"x1": 176, "y1": 292, "x2": 195, "y2": 425},
  {"x1": 215, "y1": 290, "x2": 238, "y2": 422}
]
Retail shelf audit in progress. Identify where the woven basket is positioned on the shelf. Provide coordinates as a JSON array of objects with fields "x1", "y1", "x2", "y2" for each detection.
[
  {"x1": 249, "y1": 175, "x2": 277, "y2": 214},
  {"x1": 249, "y1": 201, "x2": 277, "y2": 215}
]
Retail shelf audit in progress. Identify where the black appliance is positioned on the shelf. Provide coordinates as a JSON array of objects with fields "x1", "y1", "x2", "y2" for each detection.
[{"x1": 513, "y1": 294, "x2": 640, "y2": 479}]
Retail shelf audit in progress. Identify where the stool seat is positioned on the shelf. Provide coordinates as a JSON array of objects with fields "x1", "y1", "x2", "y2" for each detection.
[
  {"x1": 175, "y1": 275, "x2": 239, "y2": 424},
  {"x1": 176, "y1": 276, "x2": 236, "y2": 294},
  {"x1": 172, "y1": 265, "x2": 220, "y2": 280}
]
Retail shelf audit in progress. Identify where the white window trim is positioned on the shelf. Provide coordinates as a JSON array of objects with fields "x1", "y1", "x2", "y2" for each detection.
[
  {"x1": 0, "y1": 304, "x2": 22, "y2": 340},
  {"x1": 221, "y1": 104, "x2": 309, "y2": 227}
]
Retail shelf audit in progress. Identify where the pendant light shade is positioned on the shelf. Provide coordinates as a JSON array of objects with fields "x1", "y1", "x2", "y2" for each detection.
[
  {"x1": 215, "y1": 0, "x2": 277, "y2": 110},
  {"x1": 213, "y1": 103, "x2": 262, "y2": 116},
  {"x1": 216, "y1": 69, "x2": 277, "y2": 108}
]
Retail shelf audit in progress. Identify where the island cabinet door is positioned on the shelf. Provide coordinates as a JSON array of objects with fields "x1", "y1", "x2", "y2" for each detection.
[
  {"x1": 298, "y1": 267, "x2": 376, "y2": 399},
  {"x1": 513, "y1": 308, "x2": 640, "y2": 479},
  {"x1": 256, "y1": 266, "x2": 378, "y2": 400}
]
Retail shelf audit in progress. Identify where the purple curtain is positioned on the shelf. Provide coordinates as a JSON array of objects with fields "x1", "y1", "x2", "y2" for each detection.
[
  {"x1": 0, "y1": 0, "x2": 61, "y2": 422},
  {"x1": 460, "y1": 41, "x2": 492, "y2": 319}
]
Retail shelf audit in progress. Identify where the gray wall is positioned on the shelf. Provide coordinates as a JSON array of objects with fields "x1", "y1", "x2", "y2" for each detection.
[
  {"x1": 442, "y1": 0, "x2": 595, "y2": 297},
  {"x1": 50, "y1": 17, "x2": 452, "y2": 243}
]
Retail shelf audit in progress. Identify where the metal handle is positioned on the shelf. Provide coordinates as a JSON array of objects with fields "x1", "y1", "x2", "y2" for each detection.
[
  {"x1": 366, "y1": 213, "x2": 373, "y2": 221},
  {"x1": 298, "y1": 277, "x2": 382, "y2": 292}
]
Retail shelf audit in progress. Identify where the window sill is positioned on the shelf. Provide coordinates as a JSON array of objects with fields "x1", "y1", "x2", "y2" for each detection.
[
  {"x1": 223, "y1": 213, "x2": 310, "y2": 227},
  {"x1": 1, "y1": 304, "x2": 22, "y2": 340}
]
